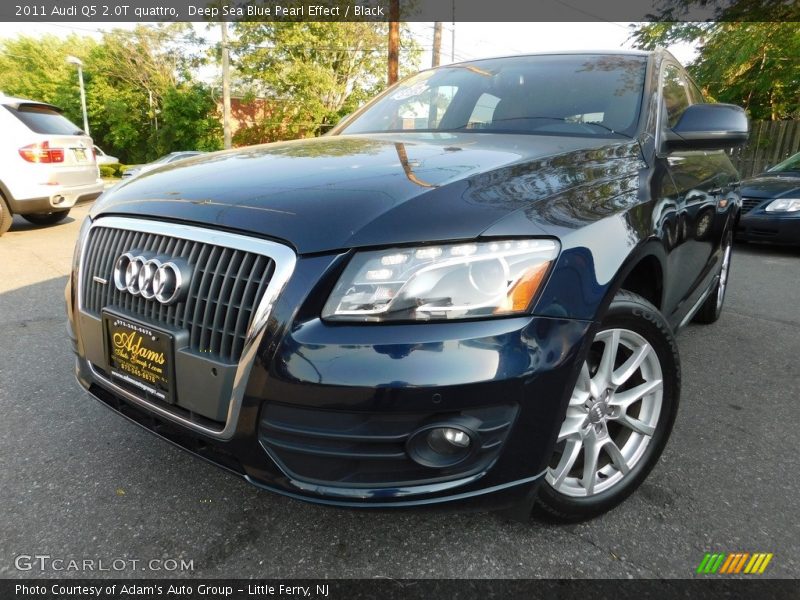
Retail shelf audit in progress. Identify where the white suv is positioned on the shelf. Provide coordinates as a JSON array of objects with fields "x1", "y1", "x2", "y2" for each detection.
[{"x1": 0, "y1": 94, "x2": 104, "y2": 236}]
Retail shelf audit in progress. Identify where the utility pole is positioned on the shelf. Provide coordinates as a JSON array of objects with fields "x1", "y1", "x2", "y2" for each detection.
[
  {"x1": 220, "y1": 20, "x2": 233, "y2": 149},
  {"x1": 388, "y1": 0, "x2": 400, "y2": 84},
  {"x1": 149, "y1": 90, "x2": 158, "y2": 132},
  {"x1": 432, "y1": 22, "x2": 442, "y2": 67},
  {"x1": 451, "y1": 0, "x2": 456, "y2": 62}
]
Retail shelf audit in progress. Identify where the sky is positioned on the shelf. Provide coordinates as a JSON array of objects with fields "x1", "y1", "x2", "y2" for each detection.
[{"x1": 0, "y1": 21, "x2": 699, "y2": 74}]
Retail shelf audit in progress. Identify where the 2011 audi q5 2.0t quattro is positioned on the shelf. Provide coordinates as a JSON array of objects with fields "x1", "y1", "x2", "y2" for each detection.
[{"x1": 67, "y1": 51, "x2": 748, "y2": 521}]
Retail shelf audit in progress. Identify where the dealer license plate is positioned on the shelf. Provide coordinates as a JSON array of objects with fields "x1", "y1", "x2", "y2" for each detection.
[{"x1": 102, "y1": 311, "x2": 175, "y2": 403}]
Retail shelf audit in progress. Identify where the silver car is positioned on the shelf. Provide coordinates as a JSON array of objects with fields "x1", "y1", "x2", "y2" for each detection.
[{"x1": 121, "y1": 151, "x2": 205, "y2": 179}]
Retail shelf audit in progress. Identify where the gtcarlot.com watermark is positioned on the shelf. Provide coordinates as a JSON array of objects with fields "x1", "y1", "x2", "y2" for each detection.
[{"x1": 14, "y1": 554, "x2": 194, "y2": 573}]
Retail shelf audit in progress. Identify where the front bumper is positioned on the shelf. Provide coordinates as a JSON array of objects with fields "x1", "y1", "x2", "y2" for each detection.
[
  {"x1": 736, "y1": 212, "x2": 800, "y2": 245},
  {"x1": 66, "y1": 228, "x2": 593, "y2": 510}
]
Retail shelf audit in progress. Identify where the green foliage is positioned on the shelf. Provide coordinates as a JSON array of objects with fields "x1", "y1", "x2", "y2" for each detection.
[
  {"x1": 1, "y1": 21, "x2": 422, "y2": 156},
  {"x1": 98, "y1": 164, "x2": 127, "y2": 178},
  {"x1": 158, "y1": 84, "x2": 223, "y2": 153},
  {"x1": 630, "y1": 22, "x2": 800, "y2": 120},
  {"x1": 98, "y1": 165, "x2": 118, "y2": 178},
  {"x1": 0, "y1": 34, "x2": 95, "y2": 127},
  {"x1": 85, "y1": 26, "x2": 223, "y2": 162},
  {"x1": 0, "y1": 26, "x2": 223, "y2": 163},
  {"x1": 636, "y1": 1, "x2": 799, "y2": 22},
  {"x1": 231, "y1": 22, "x2": 421, "y2": 142}
]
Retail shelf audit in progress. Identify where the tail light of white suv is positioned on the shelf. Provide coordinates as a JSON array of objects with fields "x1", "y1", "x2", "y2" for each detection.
[{"x1": 18, "y1": 141, "x2": 66, "y2": 164}]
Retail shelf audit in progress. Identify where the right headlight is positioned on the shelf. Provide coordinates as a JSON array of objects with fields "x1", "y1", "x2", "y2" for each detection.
[
  {"x1": 765, "y1": 199, "x2": 800, "y2": 213},
  {"x1": 322, "y1": 239, "x2": 560, "y2": 322},
  {"x1": 71, "y1": 215, "x2": 92, "y2": 274}
]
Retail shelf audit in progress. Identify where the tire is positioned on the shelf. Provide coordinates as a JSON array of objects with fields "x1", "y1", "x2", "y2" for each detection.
[
  {"x1": 21, "y1": 209, "x2": 71, "y2": 226},
  {"x1": 534, "y1": 291, "x2": 681, "y2": 522},
  {"x1": 0, "y1": 193, "x2": 12, "y2": 236},
  {"x1": 693, "y1": 231, "x2": 733, "y2": 324}
]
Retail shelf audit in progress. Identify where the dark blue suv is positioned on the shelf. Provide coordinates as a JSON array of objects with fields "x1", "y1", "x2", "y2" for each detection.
[{"x1": 67, "y1": 50, "x2": 748, "y2": 521}]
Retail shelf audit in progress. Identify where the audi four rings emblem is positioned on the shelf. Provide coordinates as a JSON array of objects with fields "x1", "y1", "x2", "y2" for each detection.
[{"x1": 113, "y1": 252, "x2": 191, "y2": 305}]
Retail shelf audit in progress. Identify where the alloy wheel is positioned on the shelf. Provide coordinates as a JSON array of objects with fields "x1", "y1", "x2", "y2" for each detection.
[{"x1": 546, "y1": 328, "x2": 663, "y2": 497}]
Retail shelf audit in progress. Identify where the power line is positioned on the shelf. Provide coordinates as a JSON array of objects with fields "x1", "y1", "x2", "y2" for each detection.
[{"x1": 546, "y1": 0, "x2": 630, "y2": 29}]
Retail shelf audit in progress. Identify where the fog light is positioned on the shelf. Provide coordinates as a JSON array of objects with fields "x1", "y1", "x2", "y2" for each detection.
[
  {"x1": 407, "y1": 423, "x2": 477, "y2": 468},
  {"x1": 428, "y1": 427, "x2": 471, "y2": 454}
]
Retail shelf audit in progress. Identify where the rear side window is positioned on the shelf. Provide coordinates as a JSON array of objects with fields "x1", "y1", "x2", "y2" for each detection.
[{"x1": 4, "y1": 104, "x2": 84, "y2": 135}]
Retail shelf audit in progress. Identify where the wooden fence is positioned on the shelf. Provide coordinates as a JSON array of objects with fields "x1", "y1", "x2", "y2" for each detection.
[{"x1": 727, "y1": 120, "x2": 800, "y2": 178}]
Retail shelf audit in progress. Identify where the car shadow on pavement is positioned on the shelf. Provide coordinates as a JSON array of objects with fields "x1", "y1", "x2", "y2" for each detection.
[{"x1": 9, "y1": 214, "x2": 76, "y2": 232}]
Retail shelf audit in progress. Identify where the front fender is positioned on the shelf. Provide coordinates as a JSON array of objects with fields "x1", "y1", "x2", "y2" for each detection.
[{"x1": 485, "y1": 202, "x2": 660, "y2": 322}]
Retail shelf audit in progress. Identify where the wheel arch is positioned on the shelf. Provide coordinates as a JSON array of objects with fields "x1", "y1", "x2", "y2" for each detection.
[{"x1": 594, "y1": 240, "x2": 668, "y2": 323}]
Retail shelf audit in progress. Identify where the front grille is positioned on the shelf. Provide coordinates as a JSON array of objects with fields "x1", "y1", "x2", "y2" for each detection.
[
  {"x1": 259, "y1": 403, "x2": 518, "y2": 487},
  {"x1": 741, "y1": 197, "x2": 765, "y2": 214},
  {"x1": 81, "y1": 224, "x2": 275, "y2": 363}
]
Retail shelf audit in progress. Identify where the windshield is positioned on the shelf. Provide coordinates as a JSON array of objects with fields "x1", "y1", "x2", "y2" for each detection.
[
  {"x1": 768, "y1": 151, "x2": 800, "y2": 174},
  {"x1": 342, "y1": 54, "x2": 647, "y2": 138}
]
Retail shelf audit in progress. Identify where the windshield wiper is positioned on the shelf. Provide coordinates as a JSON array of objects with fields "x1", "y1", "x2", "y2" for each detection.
[{"x1": 489, "y1": 116, "x2": 632, "y2": 138}]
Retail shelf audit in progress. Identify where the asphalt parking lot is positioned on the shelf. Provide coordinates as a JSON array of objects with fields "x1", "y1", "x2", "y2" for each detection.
[{"x1": 1, "y1": 203, "x2": 798, "y2": 579}]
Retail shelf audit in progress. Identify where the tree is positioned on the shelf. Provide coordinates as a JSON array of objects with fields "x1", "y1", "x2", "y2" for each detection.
[
  {"x1": 230, "y1": 22, "x2": 420, "y2": 142},
  {"x1": 0, "y1": 26, "x2": 222, "y2": 164},
  {"x1": 158, "y1": 84, "x2": 222, "y2": 154},
  {"x1": 630, "y1": 22, "x2": 800, "y2": 120},
  {"x1": 87, "y1": 26, "x2": 221, "y2": 161},
  {"x1": 0, "y1": 34, "x2": 95, "y2": 125}
]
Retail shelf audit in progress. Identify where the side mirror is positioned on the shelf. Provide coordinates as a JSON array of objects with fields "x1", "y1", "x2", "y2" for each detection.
[{"x1": 664, "y1": 103, "x2": 749, "y2": 151}]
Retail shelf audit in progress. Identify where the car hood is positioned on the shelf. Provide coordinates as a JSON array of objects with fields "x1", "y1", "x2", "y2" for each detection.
[
  {"x1": 740, "y1": 175, "x2": 800, "y2": 199},
  {"x1": 91, "y1": 132, "x2": 641, "y2": 254}
]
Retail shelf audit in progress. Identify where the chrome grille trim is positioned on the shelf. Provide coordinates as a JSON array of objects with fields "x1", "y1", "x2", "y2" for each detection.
[
  {"x1": 77, "y1": 216, "x2": 297, "y2": 440},
  {"x1": 80, "y1": 222, "x2": 276, "y2": 362}
]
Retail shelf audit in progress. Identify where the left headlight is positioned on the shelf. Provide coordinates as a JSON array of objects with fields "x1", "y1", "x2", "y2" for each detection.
[
  {"x1": 322, "y1": 239, "x2": 559, "y2": 322},
  {"x1": 765, "y1": 199, "x2": 800, "y2": 213}
]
